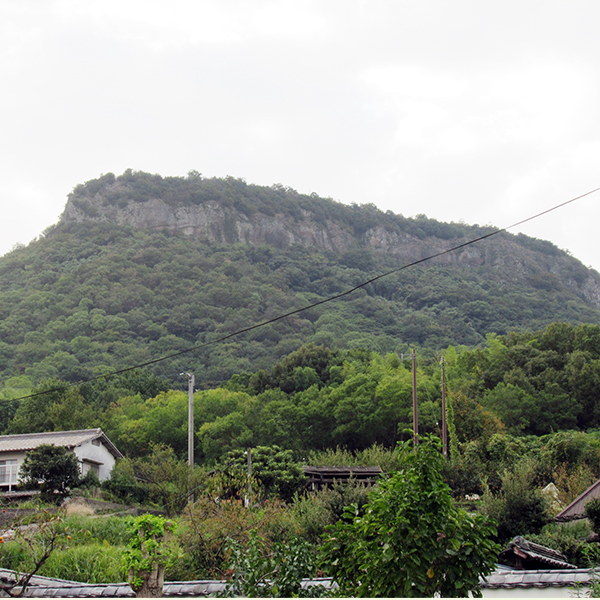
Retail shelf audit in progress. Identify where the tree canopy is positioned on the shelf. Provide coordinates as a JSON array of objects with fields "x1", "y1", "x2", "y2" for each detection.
[{"x1": 321, "y1": 436, "x2": 500, "y2": 597}]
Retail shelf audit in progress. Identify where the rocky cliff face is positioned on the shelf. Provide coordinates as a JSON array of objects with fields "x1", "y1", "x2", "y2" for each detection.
[{"x1": 61, "y1": 189, "x2": 600, "y2": 309}]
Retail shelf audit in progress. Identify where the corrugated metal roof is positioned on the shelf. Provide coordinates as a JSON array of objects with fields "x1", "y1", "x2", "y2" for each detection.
[
  {"x1": 0, "y1": 429, "x2": 123, "y2": 459},
  {"x1": 555, "y1": 478, "x2": 600, "y2": 521}
]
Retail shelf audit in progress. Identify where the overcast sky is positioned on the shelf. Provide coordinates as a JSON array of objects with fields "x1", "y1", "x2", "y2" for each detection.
[{"x1": 2, "y1": 0, "x2": 600, "y2": 272}]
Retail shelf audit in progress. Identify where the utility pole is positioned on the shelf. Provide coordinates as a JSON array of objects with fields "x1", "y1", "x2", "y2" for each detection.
[
  {"x1": 246, "y1": 447, "x2": 252, "y2": 508},
  {"x1": 181, "y1": 372, "x2": 195, "y2": 468},
  {"x1": 441, "y1": 357, "x2": 448, "y2": 460},
  {"x1": 401, "y1": 350, "x2": 418, "y2": 445}
]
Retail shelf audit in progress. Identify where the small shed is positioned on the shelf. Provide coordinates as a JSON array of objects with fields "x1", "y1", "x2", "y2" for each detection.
[
  {"x1": 302, "y1": 466, "x2": 382, "y2": 491},
  {"x1": 0, "y1": 429, "x2": 123, "y2": 491}
]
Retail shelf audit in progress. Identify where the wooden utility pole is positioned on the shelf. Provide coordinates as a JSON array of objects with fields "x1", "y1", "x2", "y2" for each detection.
[
  {"x1": 441, "y1": 357, "x2": 448, "y2": 460},
  {"x1": 246, "y1": 447, "x2": 252, "y2": 508},
  {"x1": 401, "y1": 350, "x2": 418, "y2": 445},
  {"x1": 181, "y1": 372, "x2": 195, "y2": 468}
]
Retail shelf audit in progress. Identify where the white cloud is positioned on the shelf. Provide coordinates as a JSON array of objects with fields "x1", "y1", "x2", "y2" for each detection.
[{"x1": 53, "y1": 0, "x2": 328, "y2": 50}]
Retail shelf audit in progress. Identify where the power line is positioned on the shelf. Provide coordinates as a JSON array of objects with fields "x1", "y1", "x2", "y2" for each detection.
[{"x1": 13, "y1": 186, "x2": 600, "y2": 402}]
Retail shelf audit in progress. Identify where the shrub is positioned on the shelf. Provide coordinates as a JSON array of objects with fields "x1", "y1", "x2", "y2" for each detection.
[
  {"x1": 528, "y1": 521, "x2": 600, "y2": 567},
  {"x1": 292, "y1": 479, "x2": 371, "y2": 545},
  {"x1": 101, "y1": 459, "x2": 149, "y2": 506},
  {"x1": 480, "y1": 457, "x2": 550, "y2": 544},
  {"x1": 175, "y1": 495, "x2": 298, "y2": 579},
  {"x1": 585, "y1": 497, "x2": 600, "y2": 534},
  {"x1": 321, "y1": 436, "x2": 500, "y2": 597},
  {"x1": 219, "y1": 531, "x2": 331, "y2": 597}
]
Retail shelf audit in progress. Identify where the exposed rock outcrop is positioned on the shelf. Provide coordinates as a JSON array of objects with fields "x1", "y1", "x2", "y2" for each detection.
[{"x1": 61, "y1": 187, "x2": 600, "y2": 309}]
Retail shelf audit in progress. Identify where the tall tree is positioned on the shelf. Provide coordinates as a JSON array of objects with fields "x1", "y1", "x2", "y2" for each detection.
[{"x1": 321, "y1": 436, "x2": 500, "y2": 597}]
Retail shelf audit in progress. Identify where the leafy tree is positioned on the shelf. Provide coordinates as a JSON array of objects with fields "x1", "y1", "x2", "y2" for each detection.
[
  {"x1": 121, "y1": 514, "x2": 178, "y2": 598},
  {"x1": 480, "y1": 457, "x2": 550, "y2": 544},
  {"x1": 128, "y1": 444, "x2": 204, "y2": 515},
  {"x1": 219, "y1": 446, "x2": 307, "y2": 503},
  {"x1": 19, "y1": 445, "x2": 81, "y2": 505},
  {"x1": 321, "y1": 436, "x2": 500, "y2": 597}
]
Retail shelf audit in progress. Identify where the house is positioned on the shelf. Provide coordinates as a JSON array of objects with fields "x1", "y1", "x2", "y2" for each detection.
[
  {"x1": 555, "y1": 477, "x2": 600, "y2": 522},
  {"x1": 0, "y1": 429, "x2": 123, "y2": 492},
  {"x1": 498, "y1": 536, "x2": 578, "y2": 570}
]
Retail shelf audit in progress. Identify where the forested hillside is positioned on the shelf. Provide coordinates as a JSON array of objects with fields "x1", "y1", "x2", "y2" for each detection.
[{"x1": 1, "y1": 170, "x2": 599, "y2": 397}]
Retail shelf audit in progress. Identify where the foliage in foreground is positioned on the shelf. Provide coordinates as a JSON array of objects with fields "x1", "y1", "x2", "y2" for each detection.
[
  {"x1": 321, "y1": 436, "x2": 500, "y2": 598},
  {"x1": 220, "y1": 531, "x2": 331, "y2": 598},
  {"x1": 0, "y1": 509, "x2": 70, "y2": 597},
  {"x1": 121, "y1": 514, "x2": 179, "y2": 598}
]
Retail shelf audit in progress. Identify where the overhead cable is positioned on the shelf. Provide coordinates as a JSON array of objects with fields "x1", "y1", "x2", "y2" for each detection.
[{"x1": 14, "y1": 186, "x2": 600, "y2": 402}]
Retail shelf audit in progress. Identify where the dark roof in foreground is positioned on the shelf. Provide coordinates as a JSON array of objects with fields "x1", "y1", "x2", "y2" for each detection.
[
  {"x1": 0, "y1": 429, "x2": 123, "y2": 460},
  {"x1": 498, "y1": 535, "x2": 578, "y2": 570},
  {"x1": 2, "y1": 568, "x2": 596, "y2": 597},
  {"x1": 555, "y1": 477, "x2": 600, "y2": 521}
]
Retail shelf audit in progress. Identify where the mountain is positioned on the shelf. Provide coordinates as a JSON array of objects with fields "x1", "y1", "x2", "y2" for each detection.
[{"x1": 1, "y1": 169, "x2": 599, "y2": 390}]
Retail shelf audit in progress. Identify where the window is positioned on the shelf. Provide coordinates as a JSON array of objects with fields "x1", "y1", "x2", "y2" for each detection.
[{"x1": 0, "y1": 460, "x2": 18, "y2": 485}]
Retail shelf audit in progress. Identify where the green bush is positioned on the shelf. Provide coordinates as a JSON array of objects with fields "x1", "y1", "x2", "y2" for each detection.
[
  {"x1": 101, "y1": 459, "x2": 149, "y2": 505},
  {"x1": 292, "y1": 480, "x2": 371, "y2": 545},
  {"x1": 528, "y1": 521, "x2": 600, "y2": 567},
  {"x1": 219, "y1": 531, "x2": 331, "y2": 597},
  {"x1": 585, "y1": 497, "x2": 600, "y2": 534},
  {"x1": 480, "y1": 457, "x2": 550, "y2": 544},
  {"x1": 175, "y1": 495, "x2": 299, "y2": 579}
]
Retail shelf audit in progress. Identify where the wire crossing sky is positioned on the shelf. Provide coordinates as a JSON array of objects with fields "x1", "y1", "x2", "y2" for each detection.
[
  {"x1": 1, "y1": 1, "x2": 600, "y2": 272},
  {"x1": 15, "y1": 185, "x2": 600, "y2": 403}
]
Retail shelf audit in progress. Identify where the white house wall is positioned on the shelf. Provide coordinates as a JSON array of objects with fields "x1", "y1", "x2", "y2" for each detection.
[{"x1": 72, "y1": 440, "x2": 116, "y2": 481}]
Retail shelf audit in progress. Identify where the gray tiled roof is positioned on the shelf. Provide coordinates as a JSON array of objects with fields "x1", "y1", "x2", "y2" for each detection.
[
  {"x1": 0, "y1": 429, "x2": 123, "y2": 459},
  {"x1": 480, "y1": 568, "x2": 597, "y2": 589},
  {"x1": 2, "y1": 567, "x2": 595, "y2": 596},
  {"x1": 0, "y1": 571, "x2": 335, "y2": 598},
  {"x1": 498, "y1": 535, "x2": 578, "y2": 569}
]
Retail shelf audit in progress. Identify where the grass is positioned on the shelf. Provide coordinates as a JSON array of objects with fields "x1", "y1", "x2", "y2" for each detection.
[
  {"x1": 40, "y1": 543, "x2": 124, "y2": 583},
  {"x1": 62, "y1": 514, "x2": 132, "y2": 547}
]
